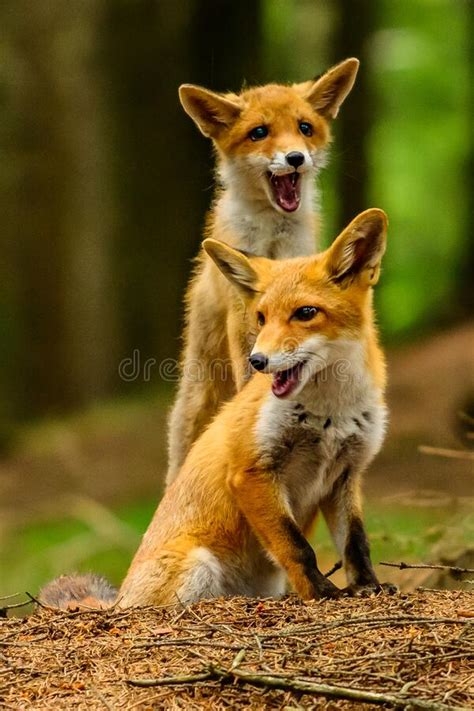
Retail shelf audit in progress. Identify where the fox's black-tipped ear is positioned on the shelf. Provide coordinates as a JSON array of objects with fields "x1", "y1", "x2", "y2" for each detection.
[
  {"x1": 203, "y1": 239, "x2": 259, "y2": 298},
  {"x1": 179, "y1": 85, "x2": 241, "y2": 138},
  {"x1": 296, "y1": 58, "x2": 359, "y2": 119},
  {"x1": 326, "y1": 209, "x2": 388, "y2": 287}
]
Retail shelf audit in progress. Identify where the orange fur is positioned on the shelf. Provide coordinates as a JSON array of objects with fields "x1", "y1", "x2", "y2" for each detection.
[{"x1": 215, "y1": 85, "x2": 330, "y2": 156}]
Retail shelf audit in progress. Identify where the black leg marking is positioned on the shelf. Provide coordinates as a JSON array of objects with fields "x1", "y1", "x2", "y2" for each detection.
[
  {"x1": 362, "y1": 411, "x2": 371, "y2": 422},
  {"x1": 324, "y1": 418, "x2": 332, "y2": 429},
  {"x1": 345, "y1": 517, "x2": 379, "y2": 587},
  {"x1": 282, "y1": 518, "x2": 318, "y2": 576},
  {"x1": 298, "y1": 412, "x2": 307, "y2": 423},
  {"x1": 282, "y1": 518, "x2": 339, "y2": 597},
  {"x1": 352, "y1": 417, "x2": 362, "y2": 429}
]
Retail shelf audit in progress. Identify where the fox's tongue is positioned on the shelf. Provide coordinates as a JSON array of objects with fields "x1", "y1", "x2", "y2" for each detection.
[
  {"x1": 270, "y1": 173, "x2": 300, "y2": 212},
  {"x1": 272, "y1": 362, "x2": 305, "y2": 398}
]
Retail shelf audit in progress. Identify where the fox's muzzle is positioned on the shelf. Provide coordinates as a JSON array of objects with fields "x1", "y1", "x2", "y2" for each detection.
[{"x1": 248, "y1": 353, "x2": 268, "y2": 372}]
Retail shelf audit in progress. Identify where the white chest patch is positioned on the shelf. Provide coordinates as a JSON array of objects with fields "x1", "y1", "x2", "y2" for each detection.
[
  {"x1": 254, "y1": 386, "x2": 387, "y2": 529},
  {"x1": 218, "y1": 186, "x2": 315, "y2": 258}
]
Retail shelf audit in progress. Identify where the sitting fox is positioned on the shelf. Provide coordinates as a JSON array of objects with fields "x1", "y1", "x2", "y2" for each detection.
[
  {"x1": 40, "y1": 209, "x2": 394, "y2": 609},
  {"x1": 167, "y1": 58, "x2": 360, "y2": 483}
]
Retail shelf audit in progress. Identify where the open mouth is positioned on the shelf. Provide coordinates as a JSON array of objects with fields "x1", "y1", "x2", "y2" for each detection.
[
  {"x1": 272, "y1": 360, "x2": 307, "y2": 398},
  {"x1": 268, "y1": 171, "x2": 301, "y2": 212}
]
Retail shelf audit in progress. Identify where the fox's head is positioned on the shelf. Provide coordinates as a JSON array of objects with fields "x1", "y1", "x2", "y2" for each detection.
[
  {"x1": 204, "y1": 209, "x2": 387, "y2": 399},
  {"x1": 180, "y1": 59, "x2": 359, "y2": 215}
]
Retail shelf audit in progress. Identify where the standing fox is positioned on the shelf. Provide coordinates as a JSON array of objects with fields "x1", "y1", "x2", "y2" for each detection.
[
  {"x1": 167, "y1": 58, "x2": 359, "y2": 483},
  {"x1": 41, "y1": 209, "x2": 393, "y2": 609}
]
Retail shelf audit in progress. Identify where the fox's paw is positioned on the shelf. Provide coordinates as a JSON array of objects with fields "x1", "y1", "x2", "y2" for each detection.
[
  {"x1": 377, "y1": 581, "x2": 398, "y2": 595},
  {"x1": 315, "y1": 580, "x2": 342, "y2": 600},
  {"x1": 342, "y1": 581, "x2": 398, "y2": 598}
]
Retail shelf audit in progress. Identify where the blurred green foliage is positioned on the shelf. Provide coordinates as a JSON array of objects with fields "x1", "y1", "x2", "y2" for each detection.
[{"x1": 370, "y1": 0, "x2": 471, "y2": 337}]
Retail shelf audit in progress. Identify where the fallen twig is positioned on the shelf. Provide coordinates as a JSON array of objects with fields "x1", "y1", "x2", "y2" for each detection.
[
  {"x1": 324, "y1": 560, "x2": 342, "y2": 578},
  {"x1": 0, "y1": 598, "x2": 32, "y2": 612},
  {"x1": 0, "y1": 602, "x2": 29, "y2": 611},
  {"x1": 380, "y1": 561, "x2": 474, "y2": 575},
  {"x1": 128, "y1": 671, "x2": 214, "y2": 687},
  {"x1": 128, "y1": 664, "x2": 460, "y2": 710},
  {"x1": 418, "y1": 445, "x2": 474, "y2": 462},
  {"x1": 132, "y1": 639, "x2": 250, "y2": 651},
  {"x1": 25, "y1": 592, "x2": 47, "y2": 609},
  {"x1": 220, "y1": 665, "x2": 464, "y2": 710}
]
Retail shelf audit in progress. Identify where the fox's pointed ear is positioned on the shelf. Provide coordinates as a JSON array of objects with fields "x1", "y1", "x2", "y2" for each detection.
[
  {"x1": 296, "y1": 58, "x2": 359, "y2": 119},
  {"x1": 203, "y1": 239, "x2": 259, "y2": 298},
  {"x1": 326, "y1": 209, "x2": 388, "y2": 287},
  {"x1": 179, "y1": 85, "x2": 241, "y2": 138}
]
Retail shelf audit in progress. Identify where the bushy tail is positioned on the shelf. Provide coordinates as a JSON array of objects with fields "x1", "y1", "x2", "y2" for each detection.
[{"x1": 39, "y1": 573, "x2": 117, "y2": 611}]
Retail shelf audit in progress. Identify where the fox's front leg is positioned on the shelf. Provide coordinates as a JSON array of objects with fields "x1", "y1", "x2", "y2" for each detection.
[
  {"x1": 229, "y1": 469, "x2": 340, "y2": 599},
  {"x1": 320, "y1": 468, "x2": 396, "y2": 595}
]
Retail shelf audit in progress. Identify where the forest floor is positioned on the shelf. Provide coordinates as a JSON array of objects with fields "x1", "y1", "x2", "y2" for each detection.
[{"x1": 1, "y1": 590, "x2": 473, "y2": 710}]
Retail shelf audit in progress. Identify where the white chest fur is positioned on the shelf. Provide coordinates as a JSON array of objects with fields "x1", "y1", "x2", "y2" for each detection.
[
  {"x1": 217, "y1": 187, "x2": 316, "y2": 258},
  {"x1": 254, "y1": 382, "x2": 387, "y2": 529}
]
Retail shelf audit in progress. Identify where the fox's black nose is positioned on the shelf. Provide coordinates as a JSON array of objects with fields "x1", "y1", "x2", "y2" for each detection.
[
  {"x1": 249, "y1": 353, "x2": 268, "y2": 372},
  {"x1": 286, "y1": 151, "x2": 305, "y2": 169}
]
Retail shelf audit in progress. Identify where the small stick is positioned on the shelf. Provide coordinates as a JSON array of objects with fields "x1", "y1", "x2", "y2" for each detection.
[
  {"x1": 25, "y1": 592, "x2": 48, "y2": 609},
  {"x1": 127, "y1": 671, "x2": 214, "y2": 687},
  {"x1": 324, "y1": 560, "x2": 342, "y2": 578},
  {"x1": 0, "y1": 600, "x2": 32, "y2": 611},
  {"x1": 225, "y1": 666, "x2": 464, "y2": 708},
  {"x1": 231, "y1": 648, "x2": 246, "y2": 669},
  {"x1": 418, "y1": 445, "x2": 474, "y2": 462},
  {"x1": 129, "y1": 665, "x2": 458, "y2": 709},
  {"x1": 380, "y1": 561, "x2": 474, "y2": 575},
  {"x1": 132, "y1": 639, "x2": 248, "y2": 652}
]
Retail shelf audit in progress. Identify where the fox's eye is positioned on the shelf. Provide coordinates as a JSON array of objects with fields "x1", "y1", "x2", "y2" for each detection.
[
  {"x1": 248, "y1": 125, "x2": 268, "y2": 141},
  {"x1": 257, "y1": 311, "x2": 265, "y2": 326},
  {"x1": 299, "y1": 121, "x2": 313, "y2": 137},
  {"x1": 292, "y1": 306, "x2": 319, "y2": 322}
]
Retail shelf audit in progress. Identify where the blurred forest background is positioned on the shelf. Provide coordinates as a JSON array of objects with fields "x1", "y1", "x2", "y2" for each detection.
[{"x1": 0, "y1": 0, "x2": 472, "y2": 598}]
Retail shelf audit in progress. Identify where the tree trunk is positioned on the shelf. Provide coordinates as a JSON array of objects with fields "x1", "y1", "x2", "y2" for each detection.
[
  {"x1": 332, "y1": 0, "x2": 375, "y2": 228},
  {"x1": 1, "y1": 1, "x2": 120, "y2": 417}
]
